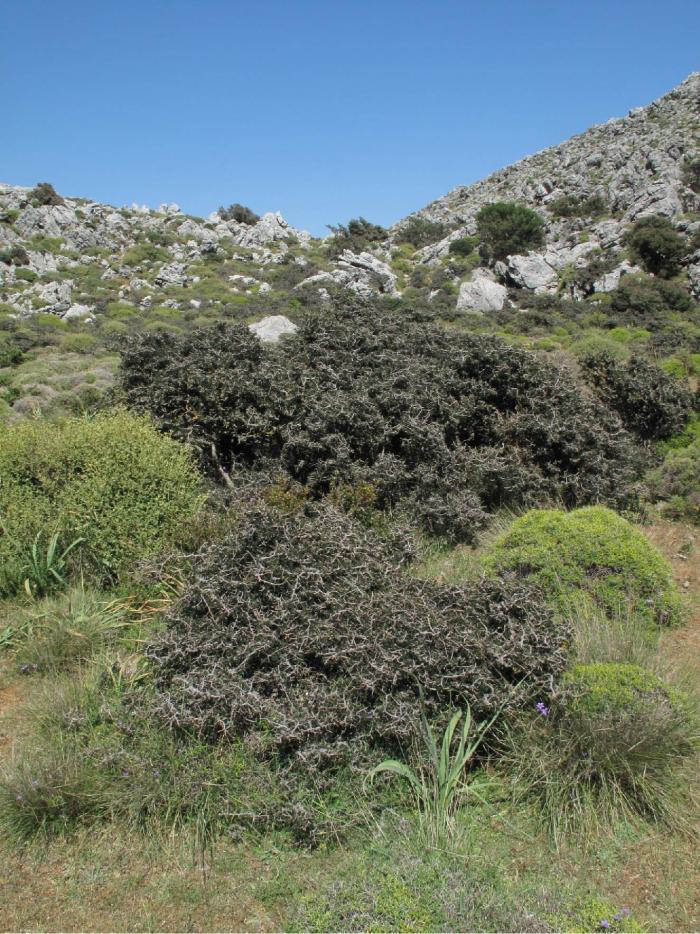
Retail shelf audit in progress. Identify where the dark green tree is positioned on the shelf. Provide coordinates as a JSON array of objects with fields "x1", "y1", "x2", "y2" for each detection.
[{"x1": 476, "y1": 202, "x2": 545, "y2": 263}]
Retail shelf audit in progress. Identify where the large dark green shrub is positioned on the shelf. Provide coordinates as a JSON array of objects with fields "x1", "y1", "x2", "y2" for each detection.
[
  {"x1": 581, "y1": 351, "x2": 693, "y2": 442},
  {"x1": 609, "y1": 273, "x2": 692, "y2": 330},
  {"x1": 485, "y1": 506, "x2": 682, "y2": 629},
  {"x1": 626, "y1": 215, "x2": 686, "y2": 278},
  {"x1": 395, "y1": 216, "x2": 447, "y2": 249},
  {"x1": 120, "y1": 303, "x2": 642, "y2": 539},
  {"x1": 217, "y1": 202, "x2": 260, "y2": 225},
  {"x1": 145, "y1": 501, "x2": 569, "y2": 775},
  {"x1": 448, "y1": 235, "x2": 480, "y2": 257},
  {"x1": 0, "y1": 411, "x2": 204, "y2": 594},
  {"x1": 475, "y1": 202, "x2": 545, "y2": 263}
]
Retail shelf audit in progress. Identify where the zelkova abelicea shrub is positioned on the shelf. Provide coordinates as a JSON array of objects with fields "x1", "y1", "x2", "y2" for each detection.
[
  {"x1": 0, "y1": 411, "x2": 204, "y2": 594},
  {"x1": 144, "y1": 502, "x2": 569, "y2": 776},
  {"x1": 120, "y1": 302, "x2": 641, "y2": 541},
  {"x1": 485, "y1": 506, "x2": 682, "y2": 629}
]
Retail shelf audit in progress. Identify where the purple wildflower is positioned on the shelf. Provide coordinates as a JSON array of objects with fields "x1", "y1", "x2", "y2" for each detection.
[
  {"x1": 536, "y1": 701, "x2": 550, "y2": 717},
  {"x1": 600, "y1": 921, "x2": 610, "y2": 931},
  {"x1": 121, "y1": 770, "x2": 130, "y2": 778},
  {"x1": 15, "y1": 794, "x2": 23, "y2": 802}
]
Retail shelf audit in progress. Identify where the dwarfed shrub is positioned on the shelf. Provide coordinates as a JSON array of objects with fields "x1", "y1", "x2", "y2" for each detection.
[
  {"x1": 121, "y1": 303, "x2": 641, "y2": 541},
  {"x1": 548, "y1": 193, "x2": 606, "y2": 220},
  {"x1": 0, "y1": 411, "x2": 204, "y2": 595},
  {"x1": 626, "y1": 215, "x2": 686, "y2": 278},
  {"x1": 503, "y1": 663, "x2": 697, "y2": 834},
  {"x1": 145, "y1": 502, "x2": 569, "y2": 777},
  {"x1": 581, "y1": 351, "x2": 693, "y2": 442},
  {"x1": 27, "y1": 182, "x2": 64, "y2": 207},
  {"x1": 476, "y1": 202, "x2": 545, "y2": 263},
  {"x1": 485, "y1": 506, "x2": 682, "y2": 629},
  {"x1": 646, "y1": 442, "x2": 700, "y2": 524},
  {"x1": 395, "y1": 216, "x2": 448, "y2": 249},
  {"x1": 218, "y1": 202, "x2": 260, "y2": 225},
  {"x1": 448, "y1": 235, "x2": 480, "y2": 257},
  {"x1": 682, "y1": 155, "x2": 700, "y2": 194},
  {"x1": 325, "y1": 217, "x2": 387, "y2": 257}
]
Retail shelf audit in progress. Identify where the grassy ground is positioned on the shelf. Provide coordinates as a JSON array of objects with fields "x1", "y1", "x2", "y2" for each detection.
[{"x1": 0, "y1": 518, "x2": 697, "y2": 932}]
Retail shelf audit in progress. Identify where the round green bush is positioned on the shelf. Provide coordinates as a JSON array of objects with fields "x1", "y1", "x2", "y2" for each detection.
[
  {"x1": 485, "y1": 506, "x2": 682, "y2": 629},
  {"x1": 645, "y1": 442, "x2": 700, "y2": 524},
  {"x1": 0, "y1": 411, "x2": 204, "y2": 594},
  {"x1": 475, "y1": 202, "x2": 545, "y2": 263}
]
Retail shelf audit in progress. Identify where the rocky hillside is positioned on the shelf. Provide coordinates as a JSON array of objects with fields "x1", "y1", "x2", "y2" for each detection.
[
  {"x1": 390, "y1": 72, "x2": 700, "y2": 309},
  {"x1": 0, "y1": 73, "x2": 699, "y2": 422}
]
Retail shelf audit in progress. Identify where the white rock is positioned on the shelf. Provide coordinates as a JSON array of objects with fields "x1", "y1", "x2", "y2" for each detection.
[
  {"x1": 332, "y1": 250, "x2": 399, "y2": 296},
  {"x1": 62, "y1": 303, "x2": 93, "y2": 320},
  {"x1": 593, "y1": 260, "x2": 642, "y2": 293},
  {"x1": 457, "y1": 275, "x2": 507, "y2": 311},
  {"x1": 154, "y1": 262, "x2": 189, "y2": 287},
  {"x1": 248, "y1": 314, "x2": 298, "y2": 343},
  {"x1": 497, "y1": 253, "x2": 558, "y2": 292}
]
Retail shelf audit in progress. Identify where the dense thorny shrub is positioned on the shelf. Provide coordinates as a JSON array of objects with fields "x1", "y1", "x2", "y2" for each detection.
[
  {"x1": 394, "y1": 216, "x2": 448, "y2": 249},
  {"x1": 485, "y1": 506, "x2": 682, "y2": 630},
  {"x1": 580, "y1": 351, "x2": 693, "y2": 442},
  {"x1": 144, "y1": 501, "x2": 569, "y2": 776},
  {"x1": 0, "y1": 411, "x2": 203, "y2": 594},
  {"x1": 625, "y1": 215, "x2": 686, "y2": 278},
  {"x1": 217, "y1": 202, "x2": 260, "y2": 225},
  {"x1": 476, "y1": 202, "x2": 545, "y2": 263},
  {"x1": 609, "y1": 273, "x2": 692, "y2": 330},
  {"x1": 120, "y1": 302, "x2": 642, "y2": 540}
]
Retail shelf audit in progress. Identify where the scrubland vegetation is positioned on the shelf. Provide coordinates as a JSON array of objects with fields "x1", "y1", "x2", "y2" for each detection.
[{"x1": 1, "y1": 196, "x2": 699, "y2": 931}]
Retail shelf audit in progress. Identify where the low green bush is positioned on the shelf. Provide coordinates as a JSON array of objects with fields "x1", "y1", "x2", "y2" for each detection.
[
  {"x1": 485, "y1": 506, "x2": 682, "y2": 629},
  {"x1": 645, "y1": 441, "x2": 700, "y2": 523},
  {"x1": 395, "y1": 216, "x2": 447, "y2": 249},
  {"x1": 502, "y1": 663, "x2": 697, "y2": 835},
  {"x1": 0, "y1": 411, "x2": 204, "y2": 594}
]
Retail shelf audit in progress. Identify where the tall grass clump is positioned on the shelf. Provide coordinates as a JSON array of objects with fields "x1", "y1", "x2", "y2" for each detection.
[
  {"x1": 12, "y1": 588, "x2": 129, "y2": 674},
  {"x1": 0, "y1": 410, "x2": 204, "y2": 595},
  {"x1": 368, "y1": 703, "x2": 499, "y2": 845},
  {"x1": 485, "y1": 506, "x2": 682, "y2": 630},
  {"x1": 502, "y1": 663, "x2": 698, "y2": 841}
]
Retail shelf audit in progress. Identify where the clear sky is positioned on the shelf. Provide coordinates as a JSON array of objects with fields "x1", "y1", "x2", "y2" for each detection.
[{"x1": 2, "y1": 0, "x2": 698, "y2": 236}]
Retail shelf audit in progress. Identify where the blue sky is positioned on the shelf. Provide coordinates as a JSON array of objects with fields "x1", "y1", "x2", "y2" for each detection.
[{"x1": 2, "y1": 0, "x2": 698, "y2": 235}]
